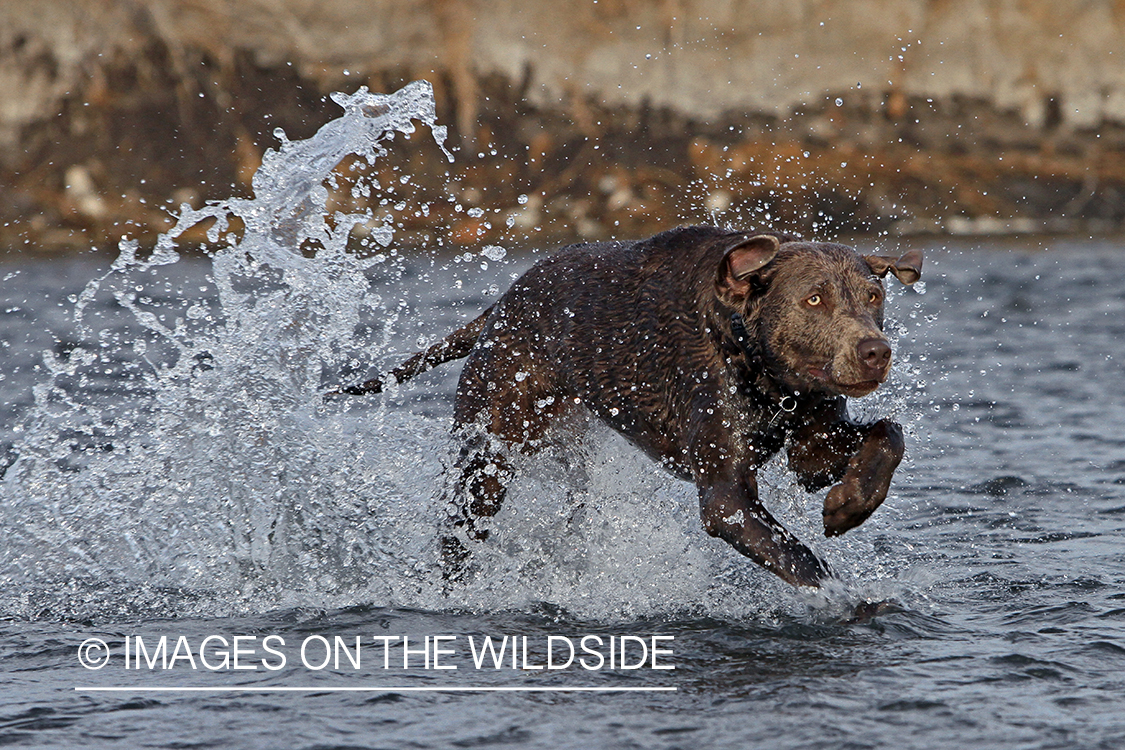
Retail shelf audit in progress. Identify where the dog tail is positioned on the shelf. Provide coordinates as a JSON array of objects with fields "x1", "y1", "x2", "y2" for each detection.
[{"x1": 334, "y1": 305, "x2": 494, "y2": 396}]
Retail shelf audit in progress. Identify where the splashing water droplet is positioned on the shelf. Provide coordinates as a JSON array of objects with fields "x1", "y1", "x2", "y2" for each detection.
[{"x1": 481, "y1": 245, "x2": 507, "y2": 262}]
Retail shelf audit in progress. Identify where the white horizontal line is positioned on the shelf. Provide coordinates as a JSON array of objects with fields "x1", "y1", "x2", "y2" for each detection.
[{"x1": 75, "y1": 686, "x2": 676, "y2": 693}]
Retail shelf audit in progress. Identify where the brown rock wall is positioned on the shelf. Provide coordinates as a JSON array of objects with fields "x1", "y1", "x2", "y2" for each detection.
[{"x1": 2, "y1": 0, "x2": 1125, "y2": 251}]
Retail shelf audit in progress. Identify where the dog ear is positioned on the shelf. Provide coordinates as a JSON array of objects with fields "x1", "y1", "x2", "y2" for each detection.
[
  {"x1": 864, "y1": 249, "x2": 923, "y2": 285},
  {"x1": 716, "y1": 234, "x2": 781, "y2": 306}
]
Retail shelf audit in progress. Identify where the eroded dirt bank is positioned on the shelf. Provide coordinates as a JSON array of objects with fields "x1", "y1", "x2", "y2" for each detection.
[{"x1": 2, "y1": 0, "x2": 1125, "y2": 252}]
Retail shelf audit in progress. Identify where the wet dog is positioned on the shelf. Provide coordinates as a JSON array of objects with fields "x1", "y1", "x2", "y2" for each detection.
[{"x1": 340, "y1": 226, "x2": 922, "y2": 588}]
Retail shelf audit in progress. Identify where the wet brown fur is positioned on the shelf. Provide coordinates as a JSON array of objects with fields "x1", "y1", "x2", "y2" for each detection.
[{"x1": 345, "y1": 226, "x2": 923, "y2": 588}]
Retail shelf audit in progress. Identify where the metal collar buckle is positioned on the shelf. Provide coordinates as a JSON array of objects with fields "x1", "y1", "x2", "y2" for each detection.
[{"x1": 769, "y1": 395, "x2": 798, "y2": 428}]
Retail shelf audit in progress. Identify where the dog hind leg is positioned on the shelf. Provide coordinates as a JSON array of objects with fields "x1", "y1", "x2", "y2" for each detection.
[{"x1": 440, "y1": 349, "x2": 567, "y2": 582}]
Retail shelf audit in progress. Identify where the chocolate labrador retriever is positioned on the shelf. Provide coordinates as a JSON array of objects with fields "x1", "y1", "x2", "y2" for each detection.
[{"x1": 340, "y1": 226, "x2": 922, "y2": 588}]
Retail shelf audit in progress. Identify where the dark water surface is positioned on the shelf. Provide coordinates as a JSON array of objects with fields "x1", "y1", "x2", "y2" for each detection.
[{"x1": 2, "y1": 236, "x2": 1125, "y2": 749}]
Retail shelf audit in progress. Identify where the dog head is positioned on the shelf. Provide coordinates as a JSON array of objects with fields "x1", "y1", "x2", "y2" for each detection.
[{"x1": 716, "y1": 234, "x2": 923, "y2": 398}]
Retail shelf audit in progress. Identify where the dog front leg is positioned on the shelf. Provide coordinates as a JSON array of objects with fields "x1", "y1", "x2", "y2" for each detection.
[
  {"x1": 820, "y1": 419, "x2": 904, "y2": 537},
  {"x1": 699, "y1": 471, "x2": 831, "y2": 588},
  {"x1": 786, "y1": 400, "x2": 905, "y2": 537}
]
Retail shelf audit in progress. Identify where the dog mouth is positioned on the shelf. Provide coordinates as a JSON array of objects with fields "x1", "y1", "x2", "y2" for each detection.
[{"x1": 807, "y1": 367, "x2": 884, "y2": 396}]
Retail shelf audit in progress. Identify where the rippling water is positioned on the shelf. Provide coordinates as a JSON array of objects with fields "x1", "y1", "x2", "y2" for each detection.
[
  {"x1": 2, "y1": 83, "x2": 1125, "y2": 748},
  {"x1": 4, "y1": 235, "x2": 1125, "y2": 749}
]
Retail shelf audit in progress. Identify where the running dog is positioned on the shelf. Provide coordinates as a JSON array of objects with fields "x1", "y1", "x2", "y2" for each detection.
[{"x1": 340, "y1": 226, "x2": 922, "y2": 588}]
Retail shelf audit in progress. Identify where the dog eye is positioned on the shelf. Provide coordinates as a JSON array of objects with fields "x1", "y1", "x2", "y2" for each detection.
[
  {"x1": 806, "y1": 294, "x2": 822, "y2": 307},
  {"x1": 868, "y1": 291, "x2": 881, "y2": 304}
]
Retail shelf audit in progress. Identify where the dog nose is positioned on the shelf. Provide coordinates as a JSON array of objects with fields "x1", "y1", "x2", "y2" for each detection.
[{"x1": 857, "y1": 338, "x2": 891, "y2": 371}]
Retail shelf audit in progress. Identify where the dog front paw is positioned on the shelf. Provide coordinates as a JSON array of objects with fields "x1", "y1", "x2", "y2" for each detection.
[{"x1": 823, "y1": 480, "x2": 878, "y2": 537}]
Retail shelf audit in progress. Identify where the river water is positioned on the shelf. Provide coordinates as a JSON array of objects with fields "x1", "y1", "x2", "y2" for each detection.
[{"x1": 2, "y1": 83, "x2": 1125, "y2": 749}]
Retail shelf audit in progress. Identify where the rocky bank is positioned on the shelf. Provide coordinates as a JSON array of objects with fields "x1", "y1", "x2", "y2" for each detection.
[{"x1": 2, "y1": 0, "x2": 1125, "y2": 252}]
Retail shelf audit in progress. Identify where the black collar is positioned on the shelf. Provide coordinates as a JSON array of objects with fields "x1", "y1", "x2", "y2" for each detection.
[{"x1": 728, "y1": 312, "x2": 756, "y2": 362}]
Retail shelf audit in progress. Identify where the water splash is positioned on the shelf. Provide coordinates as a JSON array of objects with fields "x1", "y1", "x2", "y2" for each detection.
[
  {"x1": 0, "y1": 81, "x2": 926, "y2": 625},
  {"x1": 1, "y1": 82, "x2": 455, "y2": 616}
]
